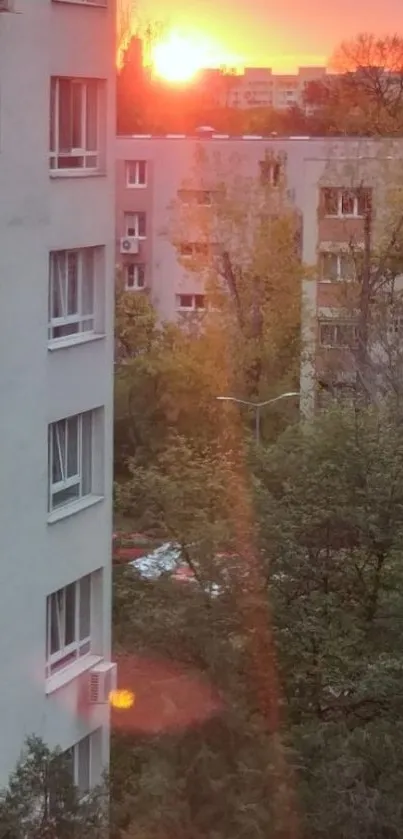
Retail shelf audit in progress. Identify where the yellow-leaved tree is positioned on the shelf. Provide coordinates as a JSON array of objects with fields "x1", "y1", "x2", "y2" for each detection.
[{"x1": 167, "y1": 143, "x2": 303, "y2": 438}]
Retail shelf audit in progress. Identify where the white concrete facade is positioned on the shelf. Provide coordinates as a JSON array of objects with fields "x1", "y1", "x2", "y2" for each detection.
[{"x1": 0, "y1": 0, "x2": 115, "y2": 788}]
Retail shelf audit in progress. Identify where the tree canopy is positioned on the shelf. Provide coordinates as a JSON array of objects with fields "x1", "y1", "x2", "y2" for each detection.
[{"x1": 112, "y1": 400, "x2": 403, "y2": 839}]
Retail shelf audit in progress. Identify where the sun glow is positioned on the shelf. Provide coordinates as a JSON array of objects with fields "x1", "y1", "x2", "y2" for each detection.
[{"x1": 152, "y1": 32, "x2": 224, "y2": 84}]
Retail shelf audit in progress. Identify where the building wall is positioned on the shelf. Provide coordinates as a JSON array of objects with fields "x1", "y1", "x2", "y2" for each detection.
[
  {"x1": 0, "y1": 0, "x2": 115, "y2": 786},
  {"x1": 116, "y1": 135, "x2": 403, "y2": 416},
  {"x1": 226, "y1": 66, "x2": 327, "y2": 110}
]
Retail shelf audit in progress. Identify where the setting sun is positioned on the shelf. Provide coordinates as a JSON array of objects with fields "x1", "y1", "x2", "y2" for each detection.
[{"x1": 152, "y1": 32, "x2": 220, "y2": 84}]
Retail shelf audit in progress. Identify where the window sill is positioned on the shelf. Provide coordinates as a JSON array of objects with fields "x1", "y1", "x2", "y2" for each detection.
[
  {"x1": 48, "y1": 333, "x2": 106, "y2": 352},
  {"x1": 50, "y1": 169, "x2": 106, "y2": 179},
  {"x1": 319, "y1": 279, "x2": 352, "y2": 284},
  {"x1": 324, "y1": 214, "x2": 363, "y2": 220},
  {"x1": 127, "y1": 183, "x2": 147, "y2": 189},
  {"x1": 52, "y1": 0, "x2": 107, "y2": 7},
  {"x1": 48, "y1": 494, "x2": 104, "y2": 525},
  {"x1": 45, "y1": 654, "x2": 103, "y2": 696}
]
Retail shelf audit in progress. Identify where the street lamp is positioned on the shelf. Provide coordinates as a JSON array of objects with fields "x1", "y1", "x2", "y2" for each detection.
[{"x1": 216, "y1": 392, "x2": 300, "y2": 444}]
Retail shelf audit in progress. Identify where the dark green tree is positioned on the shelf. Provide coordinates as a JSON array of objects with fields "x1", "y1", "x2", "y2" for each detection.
[{"x1": 0, "y1": 736, "x2": 106, "y2": 839}]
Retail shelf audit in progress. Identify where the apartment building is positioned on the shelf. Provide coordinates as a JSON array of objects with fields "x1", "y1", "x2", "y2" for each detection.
[
  {"x1": 0, "y1": 0, "x2": 116, "y2": 789},
  {"x1": 116, "y1": 134, "x2": 403, "y2": 415},
  {"x1": 225, "y1": 66, "x2": 327, "y2": 110}
]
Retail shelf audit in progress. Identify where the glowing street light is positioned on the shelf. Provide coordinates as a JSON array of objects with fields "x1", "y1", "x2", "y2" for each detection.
[{"x1": 109, "y1": 688, "x2": 135, "y2": 710}]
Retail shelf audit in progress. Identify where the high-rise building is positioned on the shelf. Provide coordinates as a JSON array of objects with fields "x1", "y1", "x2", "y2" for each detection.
[
  {"x1": 116, "y1": 134, "x2": 403, "y2": 415},
  {"x1": 0, "y1": 0, "x2": 116, "y2": 789}
]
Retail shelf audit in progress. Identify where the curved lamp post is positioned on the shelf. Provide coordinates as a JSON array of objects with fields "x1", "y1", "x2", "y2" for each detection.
[{"x1": 216, "y1": 392, "x2": 300, "y2": 444}]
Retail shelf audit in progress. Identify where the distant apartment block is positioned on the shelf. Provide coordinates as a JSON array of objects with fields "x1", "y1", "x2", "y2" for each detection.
[
  {"x1": 204, "y1": 65, "x2": 328, "y2": 110},
  {"x1": 0, "y1": 0, "x2": 116, "y2": 788},
  {"x1": 116, "y1": 134, "x2": 403, "y2": 416}
]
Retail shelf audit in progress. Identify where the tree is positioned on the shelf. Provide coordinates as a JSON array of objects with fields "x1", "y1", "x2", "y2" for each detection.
[
  {"x1": 167, "y1": 143, "x2": 302, "y2": 437},
  {"x1": 332, "y1": 33, "x2": 403, "y2": 132},
  {"x1": 113, "y1": 399, "x2": 403, "y2": 838},
  {"x1": 0, "y1": 736, "x2": 106, "y2": 839},
  {"x1": 114, "y1": 288, "x2": 231, "y2": 475},
  {"x1": 117, "y1": 0, "x2": 137, "y2": 65},
  {"x1": 254, "y1": 402, "x2": 403, "y2": 836}
]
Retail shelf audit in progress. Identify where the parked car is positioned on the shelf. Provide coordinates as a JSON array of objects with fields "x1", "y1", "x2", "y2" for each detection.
[{"x1": 130, "y1": 542, "x2": 222, "y2": 597}]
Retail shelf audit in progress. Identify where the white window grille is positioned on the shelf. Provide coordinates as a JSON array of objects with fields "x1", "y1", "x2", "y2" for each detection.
[
  {"x1": 321, "y1": 251, "x2": 355, "y2": 282},
  {"x1": 322, "y1": 188, "x2": 371, "y2": 218},
  {"x1": 48, "y1": 249, "x2": 95, "y2": 341},
  {"x1": 126, "y1": 160, "x2": 147, "y2": 187},
  {"x1": 46, "y1": 575, "x2": 91, "y2": 677},
  {"x1": 48, "y1": 412, "x2": 92, "y2": 511},
  {"x1": 54, "y1": 1, "x2": 107, "y2": 5},
  {"x1": 63, "y1": 732, "x2": 96, "y2": 798},
  {"x1": 176, "y1": 294, "x2": 206, "y2": 311},
  {"x1": 319, "y1": 321, "x2": 358, "y2": 348},
  {"x1": 50, "y1": 78, "x2": 101, "y2": 171},
  {"x1": 125, "y1": 264, "x2": 145, "y2": 290},
  {"x1": 124, "y1": 212, "x2": 146, "y2": 238}
]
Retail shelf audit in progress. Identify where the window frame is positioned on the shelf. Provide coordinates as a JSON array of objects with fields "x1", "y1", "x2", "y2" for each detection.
[
  {"x1": 124, "y1": 212, "x2": 147, "y2": 239},
  {"x1": 320, "y1": 251, "x2": 355, "y2": 282},
  {"x1": 125, "y1": 263, "x2": 146, "y2": 290},
  {"x1": 64, "y1": 734, "x2": 93, "y2": 799},
  {"x1": 323, "y1": 187, "x2": 371, "y2": 219},
  {"x1": 50, "y1": 77, "x2": 101, "y2": 173},
  {"x1": 126, "y1": 160, "x2": 147, "y2": 188},
  {"x1": 259, "y1": 160, "x2": 281, "y2": 187},
  {"x1": 48, "y1": 412, "x2": 92, "y2": 512},
  {"x1": 178, "y1": 242, "x2": 209, "y2": 259},
  {"x1": 53, "y1": 0, "x2": 107, "y2": 6},
  {"x1": 176, "y1": 293, "x2": 206, "y2": 311},
  {"x1": 46, "y1": 576, "x2": 92, "y2": 678},
  {"x1": 319, "y1": 321, "x2": 358, "y2": 348},
  {"x1": 48, "y1": 248, "x2": 96, "y2": 343}
]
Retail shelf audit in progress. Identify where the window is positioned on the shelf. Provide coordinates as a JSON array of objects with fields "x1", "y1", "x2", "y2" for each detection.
[
  {"x1": 50, "y1": 78, "x2": 101, "y2": 172},
  {"x1": 178, "y1": 242, "x2": 209, "y2": 258},
  {"x1": 46, "y1": 575, "x2": 91, "y2": 677},
  {"x1": 319, "y1": 321, "x2": 358, "y2": 348},
  {"x1": 124, "y1": 212, "x2": 146, "y2": 238},
  {"x1": 125, "y1": 263, "x2": 145, "y2": 290},
  {"x1": 178, "y1": 189, "x2": 213, "y2": 205},
  {"x1": 320, "y1": 251, "x2": 355, "y2": 282},
  {"x1": 48, "y1": 249, "x2": 96, "y2": 342},
  {"x1": 322, "y1": 187, "x2": 372, "y2": 218},
  {"x1": 54, "y1": 1, "x2": 107, "y2": 5},
  {"x1": 48, "y1": 412, "x2": 92, "y2": 511},
  {"x1": 126, "y1": 160, "x2": 147, "y2": 187},
  {"x1": 259, "y1": 159, "x2": 281, "y2": 187},
  {"x1": 64, "y1": 732, "x2": 98, "y2": 798},
  {"x1": 176, "y1": 294, "x2": 206, "y2": 310}
]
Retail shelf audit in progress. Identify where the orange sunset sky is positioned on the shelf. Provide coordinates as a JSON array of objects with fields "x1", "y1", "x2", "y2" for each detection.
[{"x1": 141, "y1": 0, "x2": 403, "y2": 71}]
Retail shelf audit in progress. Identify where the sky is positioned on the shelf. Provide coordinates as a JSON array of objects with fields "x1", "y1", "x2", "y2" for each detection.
[{"x1": 140, "y1": 0, "x2": 403, "y2": 71}]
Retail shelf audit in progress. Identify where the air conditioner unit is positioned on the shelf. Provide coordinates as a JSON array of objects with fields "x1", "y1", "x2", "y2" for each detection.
[
  {"x1": 89, "y1": 662, "x2": 117, "y2": 705},
  {"x1": 120, "y1": 237, "x2": 139, "y2": 255}
]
